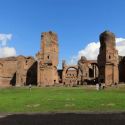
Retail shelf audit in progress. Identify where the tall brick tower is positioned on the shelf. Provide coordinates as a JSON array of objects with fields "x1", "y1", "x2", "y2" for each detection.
[
  {"x1": 36, "y1": 31, "x2": 59, "y2": 86},
  {"x1": 97, "y1": 31, "x2": 119, "y2": 86}
]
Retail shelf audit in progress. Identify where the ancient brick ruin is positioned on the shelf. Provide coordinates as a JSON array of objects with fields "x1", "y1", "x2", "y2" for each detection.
[
  {"x1": 0, "y1": 56, "x2": 37, "y2": 87},
  {"x1": 0, "y1": 30, "x2": 125, "y2": 87},
  {"x1": 98, "y1": 31, "x2": 119, "y2": 86},
  {"x1": 36, "y1": 31, "x2": 59, "y2": 86}
]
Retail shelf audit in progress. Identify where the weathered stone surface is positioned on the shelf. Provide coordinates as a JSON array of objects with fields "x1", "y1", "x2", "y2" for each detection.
[
  {"x1": 97, "y1": 31, "x2": 119, "y2": 86},
  {"x1": 0, "y1": 56, "x2": 37, "y2": 87},
  {"x1": 16, "y1": 56, "x2": 37, "y2": 86},
  {"x1": 61, "y1": 58, "x2": 98, "y2": 86},
  {"x1": 36, "y1": 31, "x2": 59, "y2": 86},
  {"x1": 0, "y1": 57, "x2": 17, "y2": 87},
  {"x1": 78, "y1": 56, "x2": 98, "y2": 85},
  {"x1": 0, "y1": 30, "x2": 124, "y2": 87},
  {"x1": 62, "y1": 61, "x2": 78, "y2": 86}
]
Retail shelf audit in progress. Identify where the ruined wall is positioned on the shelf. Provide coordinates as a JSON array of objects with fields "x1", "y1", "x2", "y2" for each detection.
[
  {"x1": 78, "y1": 56, "x2": 89, "y2": 84},
  {"x1": 62, "y1": 57, "x2": 98, "y2": 86},
  {"x1": 36, "y1": 31, "x2": 59, "y2": 86},
  {"x1": 0, "y1": 30, "x2": 124, "y2": 87},
  {"x1": 62, "y1": 60, "x2": 78, "y2": 86},
  {"x1": 0, "y1": 56, "x2": 37, "y2": 87},
  {"x1": 97, "y1": 31, "x2": 119, "y2": 86},
  {"x1": 16, "y1": 56, "x2": 37, "y2": 86},
  {"x1": 65, "y1": 70, "x2": 78, "y2": 86},
  {"x1": 119, "y1": 56, "x2": 125, "y2": 83},
  {"x1": 0, "y1": 57, "x2": 17, "y2": 87},
  {"x1": 78, "y1": 56, "x2": 98, "y2": 85}
]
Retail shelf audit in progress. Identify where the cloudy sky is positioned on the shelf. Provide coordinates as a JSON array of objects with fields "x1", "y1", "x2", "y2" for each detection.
[
  {"x1": 0, "y1": 0, "x2": 125, "y2": 67},
  {"x1": 70, "y1": 38, "x2": 125, "y2": 64}
]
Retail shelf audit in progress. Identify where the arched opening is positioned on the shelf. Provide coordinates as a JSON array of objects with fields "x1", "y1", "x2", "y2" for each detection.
[
  {"x1": 26, "y1": 62, "x2": 37, "y2": 86},
  {"x1": 64, "y1": 67, "x2": 78, "y2": 86},
  {"x1": 10, "y1": 73, "x2": 16, "y2": 86},
  {"x1": 88, "y1": 63, "x2": 99, "y2": 84}
]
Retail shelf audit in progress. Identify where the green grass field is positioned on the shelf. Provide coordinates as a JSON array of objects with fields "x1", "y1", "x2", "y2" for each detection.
[{"x1": 0, "y1": 86, "x2": 125, "y2": 113}]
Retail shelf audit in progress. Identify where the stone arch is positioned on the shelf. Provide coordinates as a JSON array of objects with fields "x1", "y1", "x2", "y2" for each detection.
[
  {"x1": 63, "y1": 66, "x2": 78, "y2": 86},
  {"x1": 66, "y1": 66, "x2": 78, "y2": 74}
]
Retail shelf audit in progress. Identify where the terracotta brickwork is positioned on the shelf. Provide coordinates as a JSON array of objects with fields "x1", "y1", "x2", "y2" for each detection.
[
  {"x1": 36, "y1": 31, "x2": 59, "y2": 86},
  {"x1": 62, "y1": 58, "x2": 98, "y2": 86},
  {"x1": 97, "y1": 31, "x2": 119, "y2": 86},
  {"x1": 0, "y1": 57, "x2": 17, "y2": 87},
  {"x1": 77, "y1": 56, "x2": 98, "y2": 85},
  {"x1": 16, "y1": 56, "x2": 37, "y2": 86},
  {"x1": 0, "y1": 56, "x2": 37, "y2": 87},
  {"x1": 0, "y1": 30, "x2": 124, "y2": 87},
  {"x1": 62, "y1": 60, "x2": 78, "y2": 86}
]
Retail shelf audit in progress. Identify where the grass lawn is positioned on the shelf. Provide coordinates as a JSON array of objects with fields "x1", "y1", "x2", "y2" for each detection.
[{"x1": 0, "y1": 86, "x2": 125, "y2": 113}]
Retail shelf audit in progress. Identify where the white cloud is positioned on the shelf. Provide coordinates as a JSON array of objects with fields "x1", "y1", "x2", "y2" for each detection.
[
  {"x1": 116, "y1": 38, "x2": 125, "y2": 56},
  {"x1": 0, "y1": 47, "x2": 16, "y2": 58},
  {"x1": 0, "y1": 33, "x2": 16, "y2": 58},
  {"x1": 0, "y1": 34, "x2": 12, "y2": 46},
  {"x1": 70, "y1": 38, "x2": 125, "y2": 64}
]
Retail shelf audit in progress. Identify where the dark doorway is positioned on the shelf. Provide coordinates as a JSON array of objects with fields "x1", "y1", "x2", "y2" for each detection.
[{"x1": 10, "y1": 73, "x2": 16, "y2": 86}]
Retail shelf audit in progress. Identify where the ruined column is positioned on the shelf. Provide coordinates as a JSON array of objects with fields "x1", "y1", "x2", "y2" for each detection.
[
  {"x1": 97, "y1": 31, "x2": 119, "y2": 86},
  {"x1": 36, "y1": 31, "x2": 59, "y2": 86}
]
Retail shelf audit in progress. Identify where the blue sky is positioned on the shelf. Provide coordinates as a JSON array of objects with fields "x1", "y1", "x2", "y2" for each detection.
[{"x1": 0, "y1": 0, "x2": 125, "y2": 67}]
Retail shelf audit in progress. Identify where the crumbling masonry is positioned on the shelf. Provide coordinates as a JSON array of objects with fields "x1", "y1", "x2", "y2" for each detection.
[
  {"x1": 36, "y1": 31, "x2": 59, "y2": 86},
  {"x1": 0, "y1": 31, "x2": 125, "y2": 87},
  {"x1": 98, "y1": 31, "x2": 119, "y2": 86}
]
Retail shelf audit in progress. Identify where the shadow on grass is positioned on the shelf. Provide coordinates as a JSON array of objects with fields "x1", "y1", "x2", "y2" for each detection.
[{"x1": 0, "y1": 112, "x2": 125, "y2": 125}]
